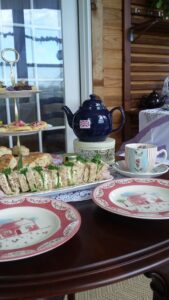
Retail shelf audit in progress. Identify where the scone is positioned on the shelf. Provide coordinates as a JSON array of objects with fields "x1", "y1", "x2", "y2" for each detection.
[
  {"x1": 22, "y1": 152, "x2": 53, "y2": 168},
  {"x1": 12, "y1": 145, "x2": 30, "y2": 156},
  {"x1": 0, "y1": 146, "x2": 12, "y2": 157},
  {"x1": 0, "y1": 154, "x2": 17, "y2": 171}
]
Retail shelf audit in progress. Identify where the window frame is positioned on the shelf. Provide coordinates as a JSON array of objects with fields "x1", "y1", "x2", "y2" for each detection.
[
  {"x1": 0, "y1": 0, "x2": 92, "y2": 153},
  {"x1": 62, "y1": 0, "x2": 92, "y2": 152}
]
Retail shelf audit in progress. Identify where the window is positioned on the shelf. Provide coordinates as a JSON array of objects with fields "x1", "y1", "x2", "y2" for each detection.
[{"x1": 0, "y1": 0, "x2": 92, "y2": 153}]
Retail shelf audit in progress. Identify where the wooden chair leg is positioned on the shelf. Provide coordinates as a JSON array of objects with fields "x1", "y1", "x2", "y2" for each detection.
[{"x1": 67, "y1": 294, "x2": 75, "y2": 300}]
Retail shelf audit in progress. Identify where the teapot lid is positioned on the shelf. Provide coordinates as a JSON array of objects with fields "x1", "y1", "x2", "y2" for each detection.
[
  {"x1": 149, "y1": 90, "x2": 160, "y2": 99},
  {"x1": 89, "y1": 94, "x2": 100, "y2": 100},
  {"x1": 82, "y1": 94, "x2": 103, "y2": 108}
]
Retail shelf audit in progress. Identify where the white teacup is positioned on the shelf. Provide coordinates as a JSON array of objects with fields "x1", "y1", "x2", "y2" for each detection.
[{"x1": 125, "y1": 143, "x2": 168, "y2": 173}]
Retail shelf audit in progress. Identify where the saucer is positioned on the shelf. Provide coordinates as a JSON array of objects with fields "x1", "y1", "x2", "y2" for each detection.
[
  {"x1": 162, "y1": 104, "x2": 169, "y2": 111},
  {"x1": 113, "y1": 160, "x2": 169, "y2": 178}
]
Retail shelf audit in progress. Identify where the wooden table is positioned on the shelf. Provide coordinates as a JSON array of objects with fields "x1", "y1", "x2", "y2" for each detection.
[{"x1": 1, "y1": 172, "x2": 169, "y2": 300}]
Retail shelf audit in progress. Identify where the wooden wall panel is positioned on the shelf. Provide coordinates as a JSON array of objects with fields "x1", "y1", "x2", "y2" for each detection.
[
  {"x1": 92, "y1": 0, "x2": 104, "y2": 98},
  {"x1": 92, "y1": 0, "x2": 123, "y2": 149},
  {"x1": 129, "y1": 0, "x2": 169, "y2": 108},
  {"x1": 122, "y1": 0, "x2": 169, "y2": 140}
]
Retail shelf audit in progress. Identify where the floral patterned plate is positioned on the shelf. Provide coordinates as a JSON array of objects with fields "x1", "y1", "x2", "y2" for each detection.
[
  {"x1": 0, "y1": 196, "x2": 81, "y2": 261},
  {"x1": 113, "y1": 160, "x2": 169, "y2": 178},
  {"x1": 92, "y1": 178, "x2": 169, "y2": 219}
]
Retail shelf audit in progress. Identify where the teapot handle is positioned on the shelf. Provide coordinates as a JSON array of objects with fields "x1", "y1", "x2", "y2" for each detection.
[{"x1": 109, "y1": 106, "x2": 125, "y2": 133}]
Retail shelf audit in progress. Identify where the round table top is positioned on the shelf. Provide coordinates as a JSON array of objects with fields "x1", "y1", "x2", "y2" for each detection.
[{"x1": 1, "y1": 172, "x2": 169, "y2": 299}]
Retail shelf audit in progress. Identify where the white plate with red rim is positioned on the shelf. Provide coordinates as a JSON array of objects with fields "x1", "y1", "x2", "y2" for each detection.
[
  {"x1": 92, "y1": 178, "x2": 169, "y2": 219},
  {"x1": 0, "y1": 196, "x2": 81, "y2": 261},
  {"x1": 113, "y1": 160, "x2": 169, "y2": 178}
]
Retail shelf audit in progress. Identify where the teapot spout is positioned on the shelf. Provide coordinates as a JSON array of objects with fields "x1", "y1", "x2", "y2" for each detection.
[{"x1": 62, "y1": 105, "x2": 74, "y2": 128}]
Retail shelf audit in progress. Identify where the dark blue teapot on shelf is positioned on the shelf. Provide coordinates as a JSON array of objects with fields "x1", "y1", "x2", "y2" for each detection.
[
  {"x1": 62, "y1": 94, "x2": 125, "y2": 142},
  {"x1": 139, "y1": 90, "x2": 167, "y2": 109}
]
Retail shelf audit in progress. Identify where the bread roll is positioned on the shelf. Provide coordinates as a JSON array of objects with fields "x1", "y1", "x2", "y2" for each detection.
[
  {"x1": 0, "y1": 154, "x2": 17, "y2": 171},
  {"x1": 12, "y1": 145, "x2": 30, "y2": 156},
  {"x1": 22, "y1": 152, "x2": 53, "y2": 168},
  {"x1": 0, "y1": 146, "x2": 12, "y2": 157}
]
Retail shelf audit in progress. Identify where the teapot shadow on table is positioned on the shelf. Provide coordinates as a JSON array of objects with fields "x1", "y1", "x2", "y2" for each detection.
[
  {"x1": 139, "y1": 90, "x2": 167, "y2": 110},
  {"x1": 62, "y1": 94, "x2": 125, "y2": 142}
]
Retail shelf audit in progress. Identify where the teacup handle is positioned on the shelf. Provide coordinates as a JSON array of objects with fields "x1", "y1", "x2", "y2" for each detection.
[{"x1": 156, "y1": 149, "x2": 168, "y2": 167}]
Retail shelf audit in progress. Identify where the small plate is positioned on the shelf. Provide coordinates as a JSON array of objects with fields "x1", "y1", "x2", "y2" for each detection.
[
  {"x1": 0, "y1": 90, "x2": 41, "y2": 98},
  {"x1": 162, "y1": 104, "x2": 169, "y2": 111},
  {"x1": 113, "y1": 160, "x2": 169, "y2": 178},
  {"x1": 92, "y1": 178, "x2": 169, "y2": 219},
  {"x1": 0, "y1": 125, "x2": 52, "y2": 136},
  {"x1": 0, "y1": 130, "x2": 40, "y2": 136},
  {"x1": 0, "y1": 196, "x2": 81, "y2": 261}
]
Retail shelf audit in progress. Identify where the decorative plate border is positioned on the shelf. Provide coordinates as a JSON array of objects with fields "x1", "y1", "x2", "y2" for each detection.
[
  {"x1": 0, "y1": 196, "x2": 81, "y2": 261},
  {"x1": 92, "y1": 178, "x2": 169, "y2": 219}
]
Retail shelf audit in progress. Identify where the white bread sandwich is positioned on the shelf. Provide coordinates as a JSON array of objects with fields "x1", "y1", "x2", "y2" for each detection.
[
  {"x1": 0, "y1": 154, "x2": 111, "y2": 195},
  {"x1": 0, "y1": 173, "x2": 13, "y2": 195},
  {"x1": 32, "y1": 168, "x2": 44, "y2": 191},
  {"x1": 8, "y1": 171, "x2": 20, "y2": 194},
  {"x1": 71, "y1": 160, "x2": 86, "y2": 185},
  {"x1": 18, "y1": 172, "x2": 30, "y2": 193},
  {"x1": 25, "y1": 168, "x2": 37, "y2": 192}
]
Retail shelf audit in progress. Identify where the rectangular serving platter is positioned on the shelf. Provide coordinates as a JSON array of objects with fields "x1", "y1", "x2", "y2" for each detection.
[{"x1": 0, "y1": 176, "x2": 113, "y2": 200}]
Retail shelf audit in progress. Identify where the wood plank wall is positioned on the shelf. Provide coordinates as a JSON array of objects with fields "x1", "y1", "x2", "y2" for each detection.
[
  {"x1": 130, "y1": 0, "x2": 169, "y2": 109},
  {"x1": 92, "y1": 0, "x2": 169, "y2": 144},
  {"x1": 92, "y1": 0, "x2": 123, "y2": 149}
]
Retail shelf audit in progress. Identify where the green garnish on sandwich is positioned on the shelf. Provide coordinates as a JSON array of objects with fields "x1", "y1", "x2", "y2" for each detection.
[{"x1": 2, "y1": 167, "x2": 12, "y2": 176}]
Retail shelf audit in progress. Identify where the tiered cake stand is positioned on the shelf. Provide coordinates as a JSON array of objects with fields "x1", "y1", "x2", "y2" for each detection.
[
  {"x1": 0, "y1": 48, "x2": 41, "y2": 149},
  {"x1": 0, "y1": 90, "x2": 41, "y2": 148}
]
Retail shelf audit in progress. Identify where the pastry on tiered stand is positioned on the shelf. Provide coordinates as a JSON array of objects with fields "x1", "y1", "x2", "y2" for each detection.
[
  {"x1": 0, "y1": 120, "x2": 48, "y2": 133},
  {"x1": 6, "y1": 80, "x2": 37, "y2": 91},
  {"x1": 0, "y1": 81, "x2": 6, "y2": 92}
]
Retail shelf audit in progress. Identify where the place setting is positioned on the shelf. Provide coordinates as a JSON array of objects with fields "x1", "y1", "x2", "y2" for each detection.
[
  {"x1": 112, "y1": 143, "x2": 169, "y2": 178},
  {"x1": 92, "y1": 177, "x2": 169, "y2": 220},
  {"x1": 92, "y1": 143, "x2": 169, "y2": 220},
  {"x1": 0, "y1": 196, "x2": 81, "y2": 262}
]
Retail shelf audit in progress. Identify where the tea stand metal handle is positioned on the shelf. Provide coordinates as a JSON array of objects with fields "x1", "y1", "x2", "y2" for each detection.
[
  {"x1": 1, "y1": 48, "x2": 21, "y2": 147},
  {"x1": 1, "y1": 48, "x2": 20, "y2": 87}
]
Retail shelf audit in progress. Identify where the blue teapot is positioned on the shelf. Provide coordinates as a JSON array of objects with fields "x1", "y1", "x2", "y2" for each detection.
[
  {"x1": 62, "y1": 94, "x2": 125, "y2": 142},
  {"x1": 139, "y1": 90, "x2": 166, "y2": 109}
]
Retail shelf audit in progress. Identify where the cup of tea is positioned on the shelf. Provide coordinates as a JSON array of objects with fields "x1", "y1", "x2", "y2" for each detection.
[{"x1": 125, "y1": 143, "x2": 168, "y2": 173}]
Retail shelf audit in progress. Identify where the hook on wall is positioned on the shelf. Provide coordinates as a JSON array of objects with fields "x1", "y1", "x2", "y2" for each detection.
[
  {"x1": 128, "y1": 19, "x2": 160, "y2": 42},
  {"x1": 91, "y1": 0, "x2": 97, "y2": 11}
]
